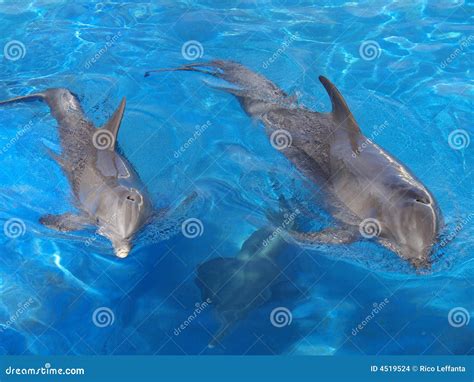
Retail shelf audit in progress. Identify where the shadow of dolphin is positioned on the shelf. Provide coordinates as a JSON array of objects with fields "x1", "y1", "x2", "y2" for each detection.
[
  {"x1": 195, "y1": 197, "x2": 297, "y2": 348},
  {"x1": 146, "y1": 61, "x2": 443, "y2": 269}
]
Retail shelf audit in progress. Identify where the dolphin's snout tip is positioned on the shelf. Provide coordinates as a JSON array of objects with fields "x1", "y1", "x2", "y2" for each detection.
[{"x1": 114, "y1": 245, "x2": 130, "y2": 259}]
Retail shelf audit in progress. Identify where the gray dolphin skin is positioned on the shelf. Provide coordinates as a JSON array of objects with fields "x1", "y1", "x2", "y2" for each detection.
[
  {"x1": 146, "y1": 61, "x2": 442, "y2": 268},
  {"x1": 0, "y1": 88, "x2": 152, "y2": 258},
  {"x1": 196, "y1": 197, "x2": 293, "y2": 348}
]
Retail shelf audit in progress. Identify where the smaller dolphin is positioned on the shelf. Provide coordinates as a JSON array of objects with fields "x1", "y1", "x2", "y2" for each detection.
[
  {"x1": 0, "y1": 88, "x2": 152, "y2": 258},
  {"x1": 195, "y1": 197, "x2": 296, "y2": 348}
]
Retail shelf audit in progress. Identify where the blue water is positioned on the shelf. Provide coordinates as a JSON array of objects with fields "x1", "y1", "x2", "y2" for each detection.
[{"x1": 0, "y1": 1, "x2": 472, "y2": 356}]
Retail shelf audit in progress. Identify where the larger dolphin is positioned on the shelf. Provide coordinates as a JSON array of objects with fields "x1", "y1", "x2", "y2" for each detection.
[
  {"x1": 0, "y1": 88, "x2": 152, "y2": 258},
  {"x1": 146, "y1": 61, "x2": 442, "y2": 268}
]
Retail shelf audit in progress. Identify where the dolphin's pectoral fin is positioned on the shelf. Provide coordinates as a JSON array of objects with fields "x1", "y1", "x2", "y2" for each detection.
[
  {"x1": 43, "y1": 146, "x2": 71, "y2": 171},
  {"x1": 100, "y1": 97, "x2": 126, "y2": 150},
  {"x1": 40, "y1": 213, "x2": 90, "y2": 232},
  {"x1": 290, "y1": 227, "x2": 357, "y2": 245}
]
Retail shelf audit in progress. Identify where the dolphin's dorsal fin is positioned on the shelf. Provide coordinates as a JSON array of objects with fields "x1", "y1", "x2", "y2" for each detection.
[
  {"x1": 319, "y1": 76, "x2": 361, "y2": 151},
  {"x1": 101, "y1": 97, "x2": 126, "y2": 149}
]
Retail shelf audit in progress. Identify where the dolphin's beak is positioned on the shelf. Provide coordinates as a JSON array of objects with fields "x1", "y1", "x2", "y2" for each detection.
[{"x1": 114, "y1": 242, "x2": 131, "y2": 259}]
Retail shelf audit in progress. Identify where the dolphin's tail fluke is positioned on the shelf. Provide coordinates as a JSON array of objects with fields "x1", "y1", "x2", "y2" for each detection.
[
  {"x1": 0, "y1": 93, "x2": 46, "y2": 106},
  {"x1": 144, "y1": 61, "x2": 221, "y2": 78},
  {"x1": 207, "y1": 322, "x2": 233, "y2": 349},
  {"x1": 145, "y1": 60, "x2": 293, "y2": 111}
]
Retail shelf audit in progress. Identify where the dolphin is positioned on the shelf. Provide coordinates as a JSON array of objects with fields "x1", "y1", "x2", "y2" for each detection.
[
  {"x1": 146, "y1": 61, "x2": 442, "y2": 268},
  {"x1": 195, "y1": 197, "x2": 295, "y2": 348},
  {"x1": 0, "y1": 88, "x2": 152, "y2": 258}
]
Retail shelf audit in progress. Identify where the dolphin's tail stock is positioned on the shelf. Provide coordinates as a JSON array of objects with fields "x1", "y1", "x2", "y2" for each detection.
[
  {"x1": 0, "y1": 92, "x2": 47, "y2": 106},
  {"x1": 0, "y1": 88, "x2": 88, "y2": 128},
  {"x1": 144, "y1": 61, "x2": 219, "y2": 78},
  {"x1": 145, "y1": 60, "x2": 294, "y2": 110},
  {"x1": 145, "y1": 61, "x2": 247, "y2": 96},
  {"x1": 0, "y1": 89, "x2": 68, "y2": 113}
]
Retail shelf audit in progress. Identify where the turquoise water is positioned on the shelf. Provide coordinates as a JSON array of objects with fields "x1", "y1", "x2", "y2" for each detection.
[{"x1": 0, "y1": 0, "x2": 472, "y2": 355}]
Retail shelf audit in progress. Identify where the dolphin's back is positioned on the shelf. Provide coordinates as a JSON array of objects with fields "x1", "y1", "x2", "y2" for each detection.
[{"x1": 263, "y1": 108, "x2": 334, "y2": 180}]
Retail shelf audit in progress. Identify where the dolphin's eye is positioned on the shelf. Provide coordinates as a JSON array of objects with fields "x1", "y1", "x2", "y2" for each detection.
[
  {"x1": 415, "y1": 198, "x2": 430, "y2": 205},
  {"x1": 126, "y1": 195, "x2": 135, "y2": 202}
]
